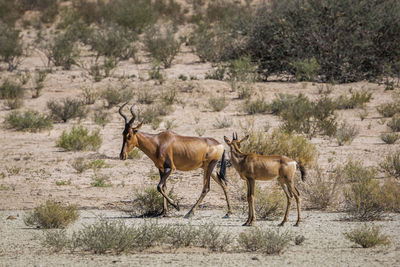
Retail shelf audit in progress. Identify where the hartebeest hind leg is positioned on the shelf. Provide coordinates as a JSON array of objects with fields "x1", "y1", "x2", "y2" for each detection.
[
  {"x1": 287, "y1": 180, "x2": 301, "y2": 226},
  {"x1": 210, "y1": 173, "x2": 232, "y2": 217},
  {"x1": 278, "y1": 178, "x2": 292, "y2": 226},
  {"x1": 184, "y1": 160, "x2": 217, "y2": 218}
]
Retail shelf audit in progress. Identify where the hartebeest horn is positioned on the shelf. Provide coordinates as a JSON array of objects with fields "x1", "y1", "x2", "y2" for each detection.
[
  {"x1": 119, "y1": 102, "x2": 129, "y2": 123},
  {"x1": 128, "y1": 104, "x2": 136, "y2": 126}
]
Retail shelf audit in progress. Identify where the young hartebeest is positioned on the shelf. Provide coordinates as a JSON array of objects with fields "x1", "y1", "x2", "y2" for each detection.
[
  {"x1": 119, "y1": 103, "x2": 232, "y2": 218},
  {"x1": 224, "y1": 133, "x2": 306, "y2": 226}
]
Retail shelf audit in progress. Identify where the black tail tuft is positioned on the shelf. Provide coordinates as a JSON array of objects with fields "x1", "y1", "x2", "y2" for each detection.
[
  {"x1": 299, "y1": 163, "x2": 307, "y2": 182},
  {"x1": 217, "y1": 151, "x2": 228, "y2": 185}
]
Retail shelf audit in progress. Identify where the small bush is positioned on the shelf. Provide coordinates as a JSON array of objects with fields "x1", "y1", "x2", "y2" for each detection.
[
  {"x1": 80, "y1": 86, "x2": 98, "y2": 105},
  {"x1": 41, "y1": 230, "x2": 70, "y2": 252},
  {"x1": 236, "y1": 83, "x2": 254, "y2": 99},
  {"x1": 57, "y1": 125, "x2": 102, "y2": 151},
  {"x1": 290, "y1": 57, "x2": 320, "y2": 81},
  {"x1": 101, "y1": 85, "x2": 134, "y2": 108},
  {"x1": 379, "y1": 151, "x2": 400, "y2": 179},
  {"x1": 0, "y1": 22, "x2": 23, "y2": 71},
  {"x1": 377, "y1": 103, "x2": 400, "y2": 118},
  {"x1": 335, "y1": 90, "x2": 372, "y2": 109},
  {"x1": 213, "y1": 116, "x2": 232, "y2": 129},
  {"x1": 137, "y1": 90, "x2": 155, "y2": 105},
  {"x1": 32, "y1": 69, "x2": 47, "y2": 98},
  {"x1": 4, "y1": 110, "x2": 52, "y2": 132},
  {"x1": 380, "y1": 179, "x2": 400, "y2": 212},
  {"x1": 196, "y1": 223, "x2": 233, "y2": 251},
  {"x1": 208, "y1": 96, "x2": 228, "y2": 112},
  {"x1": 131, "y1": 187, "x2": 175, "y2": 217},
  {"x1": 44, "y1": 32, "x2": 79, "y2": 70},
  {"x1": 335, "y1": 121, "x2": 359, "y2": 146},
  {"x1": 241, "y1": 129, "x2": 316, "y2": 167},
  {"x1": 343, "y1": 160, "x2": 377, "y2": 183},
  {"x1": 380, "y1": 132, "x2": 399, "y2": 144},
  {"x1": 24, "y1": 200, "x2": 79, "y2": 229},
  {"x1": 205, "y1": 64, "x2": 226, "y2": 80},
  {"x1": 344, "y1": 224, "x2": 390, "y2": 248},
  {"x1": 91, "y1": 175, "x2": 112, "y2": 187},
  {"x1": 93, "y1": 109, "x2": 110, "y2": 127},
  {"x1": 166, "y1": 224, "x2": 200, "y2": 248},
  {"x1": 72, "y1": 158, "x2": 109, "y2": 173},
  {"x1": 160, "y1": 87, "x2": 178, "y2": 106},
  {"x1": 238, "y1": 227, "x2": 291, "y2": 254},
  {"x1": 243, "y1": 98, "x2": 269, "y2": 114},
  {"x1": 387, "y1": 114, "x2": 400, "y2": 132},
  {"x1": 0, "y1": 79, "x2": 24, "y2": 99},
  {"x1": 144, "y1": 25, "x2": 181, "y2": 68},
  {"x1": 227, "y1": 56, "x2": 257, "y2": 83},
  {"x1": 254, "y1": 187, "x2": 285, "y2": 220},
  {"x1": 47, "y1": 98, "x2": 86, "y2": 123}
]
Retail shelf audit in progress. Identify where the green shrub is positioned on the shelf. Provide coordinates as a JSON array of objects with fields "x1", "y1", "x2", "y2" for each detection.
[
  {"x1": 24, "y1": 200, "x2": 79, "y2": 229},
  {"x1": 205, "y1": 64, "x2": 226, "y2": 80},
  {"x1": 377, "y1": 103, "x2": 400, "y2": 118},
  {"x1": 379, "y1": 151, "x2": 400, "y2": 179},
  {"x1": 44, "y1": 32, "x2": 79, "y2": 70},
  {"x1": 387, "y1": 114, "x2": 400, "y2": 132},
  {"x1": 380, "y1": 179, "x2": 400, "y2": 212},
  {"x1": 290, "y1": 57, "x2": 320, "y2": 81},
  {"x1": 0, "y1": 0, "x2": 23, "y2": 26},
  {"x1": 0, "y1": 79, "x2": 24, "y2": 99},
  {"x1": 41, "y1": 229, "x2": 69, "y2": 252},
  {"x1": 47, "y1": 98, "x2": 87, "y2": 123},
  {"x1": 243, "y1": 0, "x2": 400, "y2": 82},
  {"x1": 0, "y1": 22, "x2": 23, "y2": 71},
  {"x1": 243, "y1": 98, "x2": 269, "y2": 114},
  {"x1": 208, "y1": 96, "x2": 228, "y2": 112},
  {"x1": 253, "y1": 186, "x2": 285, "y2": 220},
  {"x1": 227, "y1": 55, "x2": 257, "y2": 83},
  {"x1": 93, "y1": 109, "x2": 110, "y2": 127},
  {"x1": 344, "y1": 224, "x2": 390, "y2": 248},
  {"x1": 238, "y1": 227, "x2": 291, "y2": 254},
  {"x1": 71, "y1": 158, "x2": 109, "y2": 173},
  {"x1": 4, "y1": 110, "x2": 52, "y2": 132},
  {"x1": 236, "y1": 83, "x2": 254, "y2": 99},
  {"x1": 380, "y1": 132, "x2": 399, "y2": 144},
  {"x1": 343, "y1": 160, "x2": 377, "y2": 183},
  {"x1": 131, "y1": 187, "x2": 168, "y2": 217},
  {"x1": 213, "y1": 116, "x2": 232, "y2": 129},
  {"x1": 241, "y1": 129, "x2": 316, "y2": 167},
  {"x1": 32, "y1": 69, "x2": 47, "y2": 98},
  {"x1": 88, "y1": 23, "x2": 136, "y2": 61},
  {"x1": 91, "y1": 174, "x2": 112, "y2": 187},
  {"x1": 137, "y1": 90, "x2": 155, "y2": 105},
  {"x1": 57, "y1": 125, "x2": 102, "y2": 151},
  {"x1": 160, "y1": 87, "x2": 178, "y2": 106},
  {"x1": 196, "y1": 223, "x2": 233, "y2": 251},
  {"x1": 19, "y1": 0, "x2": 60, "y2": 23},
  {"x1": 144, "y1": 25, "x2": 181, "y2": 68},
  {"x1": 335, "y1": 121, "x2": 359, "y2": 146},
  {"x1": 101, "y1": 85, "x2": 134, "y2": 108},
  {"x1": 335, "y1": 90, "x2": 372, "y2": 110}
]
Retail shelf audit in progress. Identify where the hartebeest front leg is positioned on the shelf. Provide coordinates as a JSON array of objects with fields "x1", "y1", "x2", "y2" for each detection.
[
  {"x1": 211, "y1": 173, "x2": 232, "y2": 218},
  {"x1": 244, "y1": 178, "x2": 256, "y2": 226},
  {"x1": 158, "y1": 167, "x2": 180, "y2": 211},
  {"x1": 184, "y1": 160, "x2": 217, "y2": 218}
]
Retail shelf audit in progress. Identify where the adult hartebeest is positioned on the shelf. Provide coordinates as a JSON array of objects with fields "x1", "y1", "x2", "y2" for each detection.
[
  {"x1": 224, "y1": 133, "x2": 306, "y2": 226},
  {"x1": 119, "y1": 103, "x2": 232, "y2": 218}
]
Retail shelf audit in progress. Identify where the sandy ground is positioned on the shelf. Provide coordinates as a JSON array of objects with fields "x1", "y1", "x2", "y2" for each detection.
[{"x1": 0, "y1": 21, "x2": 400, "y2": 266}]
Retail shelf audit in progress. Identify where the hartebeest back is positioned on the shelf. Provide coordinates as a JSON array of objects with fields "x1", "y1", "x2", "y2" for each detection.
[
  {"x1": 224, "y1": 133, "x2": 306, "y2": 226},
  {"x1": 119, "y1": 103, "x2": 232, "y2": 218}
]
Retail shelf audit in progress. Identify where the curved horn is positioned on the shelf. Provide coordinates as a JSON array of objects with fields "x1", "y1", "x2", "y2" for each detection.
[
  {"x1": 119, "y1": 102, "x2": 128, "y2": 123},
  {"x1": 232, "y1": 132, "x2": 236, "y2": 140},
  {"x1": 128, "y1": 104, "x2": 136, "y2": 125},
  {"x1": 234, "y1": 132, "x2": 238, "y2": 140}
]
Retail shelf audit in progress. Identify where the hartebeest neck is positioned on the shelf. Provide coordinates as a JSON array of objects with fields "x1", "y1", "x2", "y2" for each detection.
[
  {"x1": 136, "y1": 132, "x2": 159, "y2": 163},
  {"x1": 230, "y1": 148, "x2": 247, "y2": 172}
]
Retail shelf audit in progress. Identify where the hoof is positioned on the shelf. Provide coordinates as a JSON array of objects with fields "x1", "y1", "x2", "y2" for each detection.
[
  {"x1": 174, "y1": 204, "x2": 180, "y2": 211},
  {"x1": 184, "y1": 212, "x2": 192, "y2": 219},
  {"x1": 222, "y1": 212, "x2": 231, "y2": 219},
  {"x1": 294, "y1": 222, "x2": 300, "y2": 227},
  {"x1": 278, "y1": 222, "x2": 286, "y2": 227},
  {"x1": 242, "y1": 222, "x2": 251, "y2": 227}
]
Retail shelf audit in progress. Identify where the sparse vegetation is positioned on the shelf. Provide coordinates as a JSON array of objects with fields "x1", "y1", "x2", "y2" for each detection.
[
  {"x1": 379, "y1": 151, "x2": 400, "y2": 179},
  {"x1": 130, "y1": 187, "x2": 174, "y2": 217},
  {"x1": 4, "y1": 110, "x2": 52, "y2": 132},
  {"x1": 336, "y1": 121, "x2": 359, "y2": 146},
  {"x1": 387, "y1": 114, "x2": 400, "y2": 132},
  {"x1": 91, "y1": 174, "x2": 112, "y2": 187},
  {"x1": 335, "y1": 90, "x2": 372, "y2": 110},
  {"x1": 47, "y1": 98, "x2": 87, "y2": 123},
  {"x1": 101, "y1": 85, "x2": 134, "y2": 108},
  {"x1": 243, "y1": 98, "x2": 269, "y2": 115},
  {"x1": 380, "y1": 132, "x2": 399, "y2": 144},
  {"x1": 344, "y1": 224, "x2": 390, "y2": 248},
  {"x1": 208, "y1": 96, "x2": 228, "y2": 112},
  {"x1": 213, "y1": 117, "x2": 232, "y2": 129},
  {"x1": 57, "y1": 125, "x2": 102, "y2": 151},
  {"x1": 377, "y1": 103, "x2": 400, "y2": 118},
  {"x1": 0, "y1": 22, "x2": 23, "y2": 71},
  {"x1": 238, "y1": 227, "x2": 291, "y2": 254},
  {"x1": 24, "y1": 200, "x2": 79, "y2": 229}
]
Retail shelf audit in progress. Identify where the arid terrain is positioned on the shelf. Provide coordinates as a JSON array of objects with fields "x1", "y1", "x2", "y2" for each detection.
[{"x1": 1, "y1": 1, "x2": 400, "y2": 265}]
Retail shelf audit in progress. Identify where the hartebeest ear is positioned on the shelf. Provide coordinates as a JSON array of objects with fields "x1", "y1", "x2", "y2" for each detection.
[
  {"x1": 238, "y1": 135, "x2": 249, "y2": 143},
  {"x1": 223, "y1": 136, "x2": 231, "y2": 145},
  {"x1": 133, "y1": 121, "x2": 144, "y2": 132}
]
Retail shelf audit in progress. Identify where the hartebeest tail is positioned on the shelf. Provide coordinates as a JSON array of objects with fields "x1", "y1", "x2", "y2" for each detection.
[
  {"x1": 299, "y1": 163, "x2": 307, "y2": 182},
  {"x1": 216, "y1": 151, "x2": 227, "y2": 185}
]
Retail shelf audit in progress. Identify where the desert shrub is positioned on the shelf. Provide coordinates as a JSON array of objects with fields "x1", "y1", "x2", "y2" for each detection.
[
  {"x1": 127, "y1": 148, "x2": 142, "y2": 159},
  {"x1": 208, "y1": 96, "x2": 228, "y2": 112},
  {"x1": 131, "y1": 187, "x2": 174, "y2": 217},
  {"x1": 253, "y1": 186, "x2": 285, "y2": 220},
  {"x1": 0, "y1": 0, "x2": 23, "y2": 26},
  {"x1": 238, "y1": 227, "x2": 291, "y2": 254},
  {"x1": 80, "y1": 86, "x2": 98, "y2": 105},
  {"x1": 243, "y1": 98, "x2": 269, "y2": 114},
  {"x1": 343, "y1": 160, "x2": 377, "y2": 183},
  {"x1": 380, "y1": 132, "x2": 399, "y2": 144},
  {"x1": 294, "y1": 235, "x2": 306, "y2": 245},
  {"x1": 160, "y1": 87, "x2": 178, "y2": 106},
  {"x1": 243, "y1": 0, "x2": 400, "y2": 82},
  {"x1": 241, "y1": 129, "x2": 316, "y2": 167},
  {"x1": 144, "y1": 25, "x2": 181, "y2": 68},
  {"x1": 387, "y1": 114, "x2": 400, "y2": 132},
  {"x1": 19, "y1": 0, "x2": 60, "y2": 23},
  {"x1": 298, "y1": 165, "x2": 343, "y2": 210},
  {"x1": 88, "y1": 23, "x2": 136, "y2": 61},
  {"x1": 335, "y1": 121, "x2": 359, "y2": 146},
  {"x1": 344, "y1": 224, "x2": 390, "y2": 248},
  {"x1": 4, "y1": 110, "x2": 52, "y2": 132},
  {"x1": 137, "y1": 104, "x2": 171, "y2": 125},
  {"x1": 227, "y1": 55, "x2": 257, "y2": 83},
  {"x1": 44, "y1": 32, "x2": 79, "y2": 70},
  {"x1": 0, "y1": 79, "x2": 24, "y2": 99},
  {"x1": 377, "y1": 103, "x2": 400, "y2": 118},
  {"x1": 380, "y1": 179, "x2": 400, "y2": 212},
  {"x1": 379, "y1": 151, "x2": 400, "y2": 179},
  {"x1": 344, "y1": 164, "x2": 384, "y2": 220},
  {"x1": 91, "y1": 174, "x2": 112, "y2": 187},
  {"x1": 41, "y1": 230, "x2": 70, "y2": 252},
  {"x1": 32, "y1": 69, "x2": 47, "y2": 98},
  {"x1": 236, "y1": 83, "x2": 254, "y2": 99},
  {"x1": 57, "y1": 125, "x2": 102, "y2": 151},
  {"x1": 213, "y1": 117, "x2": 232, "y2": 129},
  {"x1": 137, "y1": 90, "x2": 155, "y2": 105},
  {"x1": 0, "y1": 22, "x2": 23, "y2": 71},
  {"x1": 101, "y1": 85, "x2": 134, "y2": 108},
  {"x1": 166, "y1": 224, "x2": 200, "y2": 248},
  {"x1": 71, "y1": 158, "x2": 109, "y2": 173},
  {"x1": 196, "y1": 223, "x2": 233, "y2": 251},
  {"x1": 47, "y1": 98, "x2": 86, "y2": 123},
  {"x1": 290, "y1": 57, "x2": 321, "y2": 82},
  {"x1": 205, "y1": 64, "x2": 226, "y2": 80},
  {"x1": 278, "y1": 94, "x2": 337, "y2": 138},
  {"x1": 93, "y1": 109, "x2": 110, "y2": 127},
  {"x1": 335, "y1": 90, "x2": 372, "y2": 110},
  {"x1": 24, "y1": 200, "x2": 79, "y2": 229}
]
